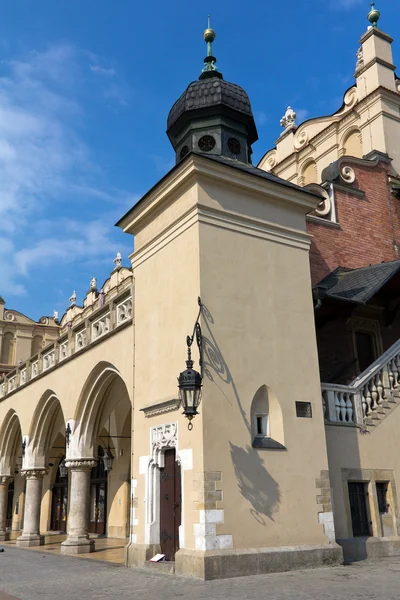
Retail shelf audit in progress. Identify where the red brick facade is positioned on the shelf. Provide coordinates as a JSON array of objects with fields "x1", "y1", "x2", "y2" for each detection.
[
  {"x1": 307, "y1": 159, "x2": 400, "y2": 286},
  {"x1": 307, "y1": 156, "x2": 400, "y2": 384}
]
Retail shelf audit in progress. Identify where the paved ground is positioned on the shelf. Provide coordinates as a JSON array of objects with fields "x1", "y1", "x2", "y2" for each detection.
[{"x1": 0, "y1": 546, "x2": 399, "y2": 600}]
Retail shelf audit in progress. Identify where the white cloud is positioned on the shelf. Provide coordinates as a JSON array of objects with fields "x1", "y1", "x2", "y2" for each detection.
[
  {"x1": 255, "y1": 110, "x2": 268, "y2": 126},
  {"x1": 90, "y1": 64, "x2": 116, "y2": 77},
  {"x1": 331, "y1": 0, "x2": 363, "y2": 9},
  {"x1": 0, "y1": 44, "x2": 134, "y2": 299},
  {"x1": 294, "y1": 108, "x2": 309, "y2": 123}
]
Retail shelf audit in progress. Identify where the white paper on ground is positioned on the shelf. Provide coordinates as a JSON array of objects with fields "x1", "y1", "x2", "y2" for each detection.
[{"x1": 149, "y1": 553, "x2": 166, "y2": 562}]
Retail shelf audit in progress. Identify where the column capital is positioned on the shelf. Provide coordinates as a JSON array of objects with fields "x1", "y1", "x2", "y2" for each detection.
[
  {"x1": 0, "y1": 476, "x2": 12, "y2": 486},
  {"x1": 65, "y1": 459, "x2": 97, "y2": 471},
  {"x1": 21, "y1": 469, "x2": 48, "y2": 480}
]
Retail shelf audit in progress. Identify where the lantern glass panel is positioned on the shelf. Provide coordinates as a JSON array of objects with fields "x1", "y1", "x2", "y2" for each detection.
[{"x1": 102, "y1": 447, "x2": 114, "y2": 472}]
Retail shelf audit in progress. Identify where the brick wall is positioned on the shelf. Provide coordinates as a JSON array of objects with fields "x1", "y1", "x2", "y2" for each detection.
[{"x1": 308, "y1": 160, "x2": 400, "y2": 286}]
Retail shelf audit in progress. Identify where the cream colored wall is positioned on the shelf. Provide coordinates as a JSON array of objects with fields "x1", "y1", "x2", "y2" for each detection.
[
  {"x1": 0, "y1": 321, "x2": 60, "y2": 367},
  {"x1": 196, "y1": 180, "x2": 330, "y2": 549},
  {"x1": 120, "y1": 154, "x2": 332, "y2": 553},
  {"x1": 130, "y1": 201, "x2": 204, "y2": 549},
  {"x1": 0, "y1": 326, "x2": 134, "y2": 453},
  {"x1": 259, "y1": 28, "x2": 400, "y2": 182},
  {"x1": 326, "y1": 416, "x2": 400, "y2": 540},
  {"x1": 107, "y1": 421, "x2": 131, "y2": 539}
]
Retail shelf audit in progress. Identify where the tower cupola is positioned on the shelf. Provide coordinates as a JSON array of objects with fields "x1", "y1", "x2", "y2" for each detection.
[{"x1": 167, "y1": 18, "x2": 258, "y2": 165}]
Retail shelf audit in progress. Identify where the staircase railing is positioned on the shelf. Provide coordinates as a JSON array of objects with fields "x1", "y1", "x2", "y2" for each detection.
[{"x1": 321, "y1": 338, "x2": 400, "y2": 425}]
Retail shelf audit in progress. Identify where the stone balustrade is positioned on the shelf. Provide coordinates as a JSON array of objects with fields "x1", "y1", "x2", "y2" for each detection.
[
  {"x1": 0, "y1": 292, "x2": 133, "y2": 400},
  {"x1": 322, "y1": 338, "x2": 400, "y2": 425}
]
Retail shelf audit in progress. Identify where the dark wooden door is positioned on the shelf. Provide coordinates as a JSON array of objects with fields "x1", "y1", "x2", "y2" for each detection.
[
  {"x1": 50, "y1": 484, "x2": 68, "y2": 532},
  {"x1": 6, "y1": 480, "x2": 13, "y2": 529},
  {"x1": 348, "y1": 482, "x2": 371, "y2": 537},
  {"x1": 89, "y1": 481, "x2": 107, "y2": 534},
  {"x1": 160, "y1": 449, "x2": 181, "y2": 560}
]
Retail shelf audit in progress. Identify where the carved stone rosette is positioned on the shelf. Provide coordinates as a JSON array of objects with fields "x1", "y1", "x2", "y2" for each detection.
[
  {"x1": 21, "y1": 469, "x2": 48, "y2": 480},
  {"x1": 65, "y1": 459, "x2": 97, "y2": 471}
]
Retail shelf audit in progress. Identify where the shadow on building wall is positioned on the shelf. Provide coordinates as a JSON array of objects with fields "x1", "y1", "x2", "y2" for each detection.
[{"x1": 199, "y1": 302, "x2": 281, "y2": 525}]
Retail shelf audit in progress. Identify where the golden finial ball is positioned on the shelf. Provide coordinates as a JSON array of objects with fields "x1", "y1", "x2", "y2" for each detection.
[{"x1": 203, "y1": 28, "x2": 216, "y2": 43}]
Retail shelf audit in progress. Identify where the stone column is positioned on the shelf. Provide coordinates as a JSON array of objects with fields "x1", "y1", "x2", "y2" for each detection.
[
  {"x1": 61, "y1": 459, "x2": 96, "y2": 555},
  {"x1": 0, "y1": 476, "x2": 12, "y2": 541},
  {"x1": 16, "y1": 469, "x2": 46, "y2": 547}
]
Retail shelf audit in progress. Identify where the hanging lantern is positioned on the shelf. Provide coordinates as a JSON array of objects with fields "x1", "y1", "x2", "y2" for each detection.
[
  {"x1": 102, "y1": 446, "x2": 115, "y2": 471},
  {"x1": 178, "y1": 333, "x2": 203, "y2": 430},
  {"x1": 59, "y1": 459, "x2": 68, "y2": 478}
]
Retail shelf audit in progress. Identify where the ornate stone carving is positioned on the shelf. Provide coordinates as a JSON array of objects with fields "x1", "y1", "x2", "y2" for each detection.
[
  {"x1": 356, "y1": 47, "x2": 364, "y2": 70},
  {"x1": 31, "y1": 361, "x2": 39, "y2": 378},
  {"x1": 65, "y1": 459, "x2": 97, "y2": 471},
  {"x1": 59, "y1": 340, "x2": 68, "y2": 361},
  {"x1": 343, "y1": 87, "x2": 357, "y2": 110},
  {"x1": 341, "y1": 165, "x2": 356, "y2": 184},
  {"x1": 265, "y1": 152, "x2": 277, "y2": 172},
  {"x1": 4, "y1": 311, "x2": 15, "y2": 322},
  {"x1": 151, "y1": 422, "x2": 178, "y2": 451},
  {"x1": 116, "y1": 297, "x2": 133, "y2": 325},
  {"x1": 0, "y1": 476, "x2": 13, "y2": 485},
  {"x1": 294, "y1": 129, "x2": 309, "y2": 150},
  {"x1": 315, "y1": 189, "x2": 332, "y2": 218},
  {"x1": 90, "y1": 277, "x2": 97, "y2": 291},
  {"x1": 75, "y1": 329, "x2": 87, "y2": 350},
  {"x1": 21, "y1": 469, "x2": 48, "y2": 480},
  {"x1": 39, "y1": 316, "x2": 49, "y2": 325},
  {"x1": 113, "y1": 251, "x2": 122, "y2": 270},
  {"x1": 280, "y1": 106, "x2": 297, "y2": 130},
  {"x1": 43, "y1": 349, "x2": 55, "y2": 371},
  {"x1": 69, "y1": 291, "x2": 77, "y2": 306},
  {"x1": 91, "y1": 313, "x2": 111, "y2": 340}
]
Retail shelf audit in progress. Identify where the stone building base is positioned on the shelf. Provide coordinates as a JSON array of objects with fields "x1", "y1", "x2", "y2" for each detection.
[
  {"x1": 125, "y1": 543, "x2": 161, "y2": 567},
  {"x1": 0, "y1": 532, "x2": 10, "y2": 541},
  {"x1": 338, "y1": 537, "x2": 400, "y2": 563},
  {"x1": 60, "y1": 538, "x2": 95, "y2": 555},
  {"x1": 16, "y1": 534, "x2": 44, "y2": 547},
  {"x1": 126, "y1": 542, "x2": 343, "y2": 580}
]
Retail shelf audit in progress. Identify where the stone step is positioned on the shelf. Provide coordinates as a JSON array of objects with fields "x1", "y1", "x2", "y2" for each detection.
[{"x1": 145, "y1": 561, "x2": 175, "y2": 574}]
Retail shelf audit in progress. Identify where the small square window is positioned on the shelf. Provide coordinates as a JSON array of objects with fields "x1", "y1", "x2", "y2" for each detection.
[{"x1": 296, "y1": 401, "x2": 312, "y2": 418}]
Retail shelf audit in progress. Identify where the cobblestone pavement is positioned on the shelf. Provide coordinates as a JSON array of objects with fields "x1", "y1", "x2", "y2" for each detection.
[{"x1": 0, "y1": 546, "x2": 399, "y2": 600}]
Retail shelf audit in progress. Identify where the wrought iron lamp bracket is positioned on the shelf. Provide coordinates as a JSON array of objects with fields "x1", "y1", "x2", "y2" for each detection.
[{"x1": 186, "y1": 296, "x2": 203, "y2": 372}]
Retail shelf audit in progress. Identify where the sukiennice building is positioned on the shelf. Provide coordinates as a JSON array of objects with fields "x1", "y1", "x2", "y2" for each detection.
[{"x1": 1, "y1": 5, "x2": 400, "y2": 579}]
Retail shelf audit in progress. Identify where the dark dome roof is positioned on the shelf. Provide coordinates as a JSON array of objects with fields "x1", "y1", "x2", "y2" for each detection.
[{"x1": 167, "y1": 76, "x2": 254, "y2": 131}]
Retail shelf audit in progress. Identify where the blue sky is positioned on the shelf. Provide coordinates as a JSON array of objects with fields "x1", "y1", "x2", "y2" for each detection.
[{"x1": 0, "y1": 0, "x2": 398, "y2": 320}]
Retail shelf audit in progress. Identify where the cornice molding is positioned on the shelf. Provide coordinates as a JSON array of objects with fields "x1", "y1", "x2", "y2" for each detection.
[
  {"x1": 121, "y1": 154, "x2": 320, "y2": 239},
  {"x1": 130, "y1": 201, "x2": 313, "y2": 270},
  {"x1": 359, "y1": 27, "x2": 394, "y2": 45},
  {"x1": 140, "y1": 397, "x2": 181, "y2": 418},
  {"x1": 355, "y1": 56, "x2": 397, "y2": 78}
]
